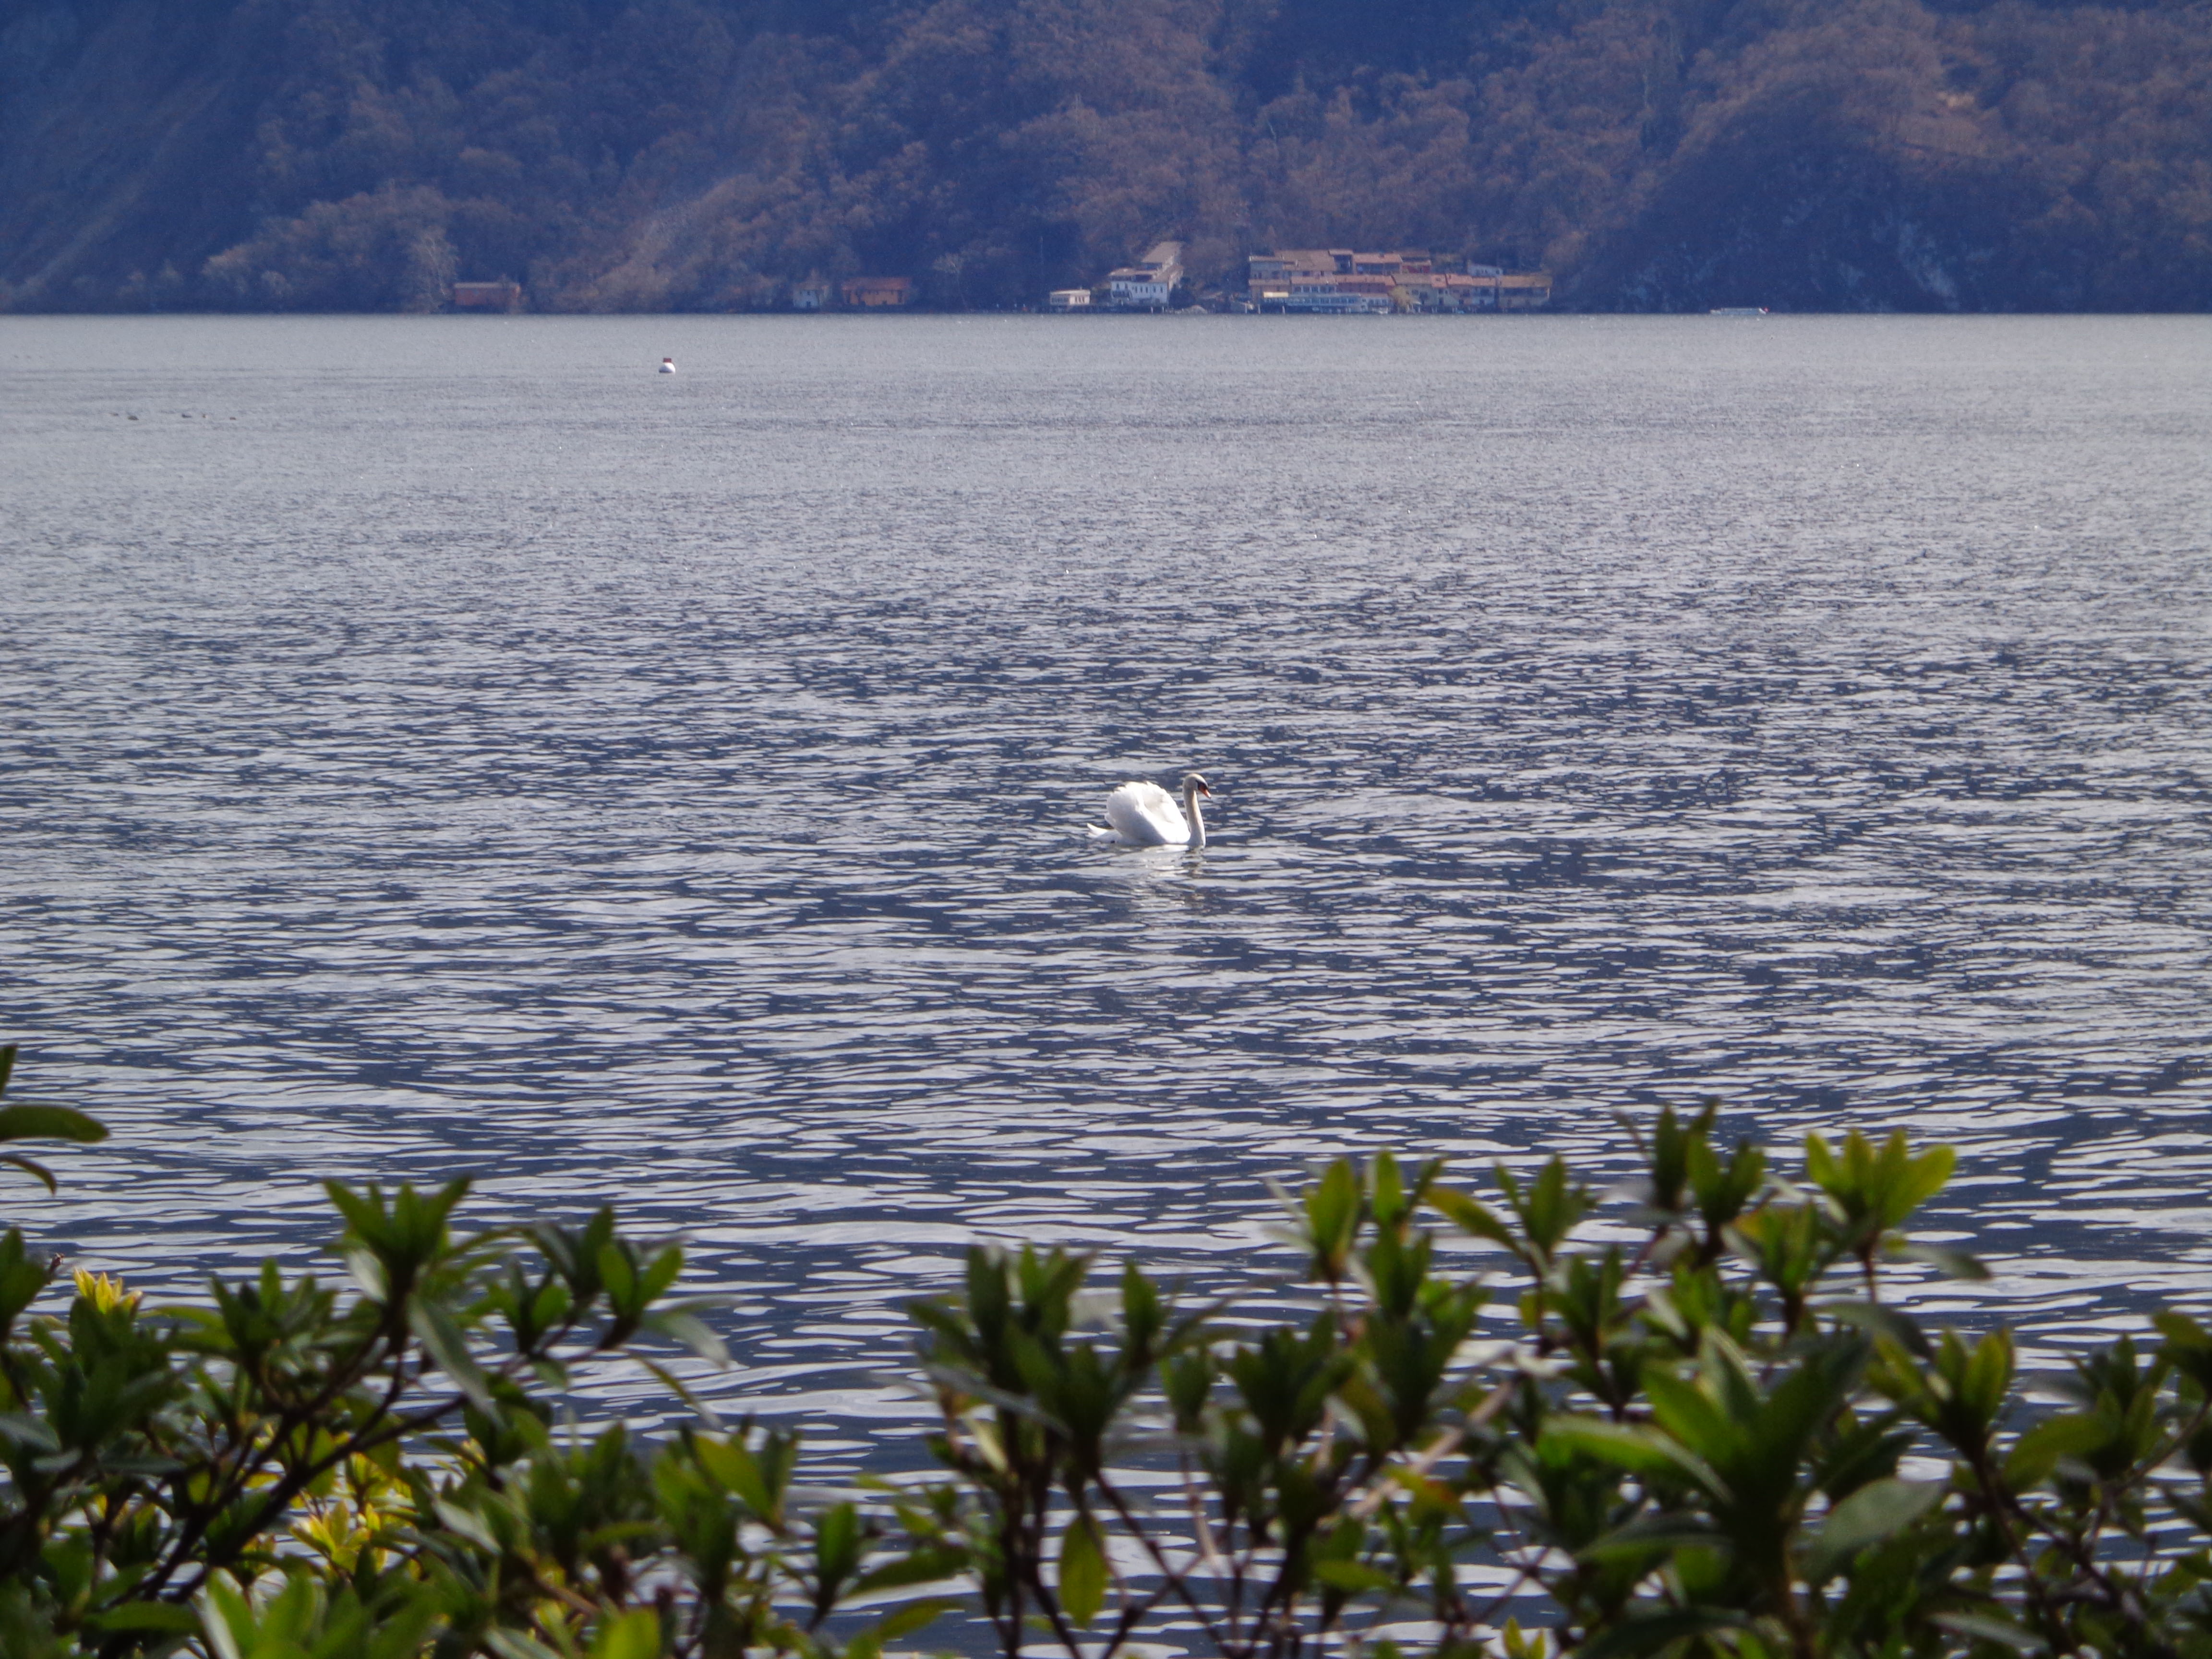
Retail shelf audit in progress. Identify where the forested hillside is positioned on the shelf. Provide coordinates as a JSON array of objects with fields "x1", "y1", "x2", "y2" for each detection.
[{"x1": 3, "y1": 0, "x2": 2207, "y2": 312}]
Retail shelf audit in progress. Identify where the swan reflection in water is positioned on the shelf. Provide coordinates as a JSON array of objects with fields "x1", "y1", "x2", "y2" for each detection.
[{"x1": 1091, "y1": 771, "x2": 1213, "y2": 848}]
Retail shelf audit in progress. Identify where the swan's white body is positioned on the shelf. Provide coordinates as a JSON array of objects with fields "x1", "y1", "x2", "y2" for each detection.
[{"x1": 1095, "y1": 773, "x2": 1211, "y2": 848}]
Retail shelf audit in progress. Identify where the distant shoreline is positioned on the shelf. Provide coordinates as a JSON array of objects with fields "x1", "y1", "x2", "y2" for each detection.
[{"x1": 10, "y1": 305, "x2": 2212, "y2": 318}]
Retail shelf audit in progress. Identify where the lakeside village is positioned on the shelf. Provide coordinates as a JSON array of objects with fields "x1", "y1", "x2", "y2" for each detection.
[
  {"x1": 448, "y1": 241, "x2": 1550, "y2": 315},
  {"x1": 1057, "y1": 241, "x2": 1552, "y2": 313}
]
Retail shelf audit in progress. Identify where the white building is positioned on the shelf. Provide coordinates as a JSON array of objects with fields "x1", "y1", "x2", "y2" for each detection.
[
  {"x1": 1047, "y1": 288, "x2": 1094, "y2": 310},
  {"x1": 1106, "y1": 240, "x2": 1184, "y2": 310},
  {"x1": 1107, "y1": 268, "x2": 1171, "y2": 308},
  {"x1": 1262, "y1": 290, "x2": 1390, "y2": 314}
]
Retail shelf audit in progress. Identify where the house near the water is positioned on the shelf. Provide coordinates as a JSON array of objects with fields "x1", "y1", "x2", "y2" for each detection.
[
  {"x1": 1106, "y1": 241, "x2": 1183, "y2": 310},
  {"x1": 451, "y1": 280, "x2": 523, "y2": 311},
  {"x1": 1246, "y1": 250, "x2": 1551, "y2": 313},
  {"x1": 841, "y1": 276, "x2": 914, "y2": 308}
]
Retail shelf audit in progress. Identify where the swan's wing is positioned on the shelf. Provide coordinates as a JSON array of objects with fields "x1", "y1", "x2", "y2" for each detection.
[
  {"x1": 1104, "y1": 781, "x2": 1184, "y2": 845},
  {"x1": 1103, "y1": 785, "x2": 1164, "y2": 844}
]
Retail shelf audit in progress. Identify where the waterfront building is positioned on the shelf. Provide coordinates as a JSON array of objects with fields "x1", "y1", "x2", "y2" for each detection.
[
  {"x1": 841, "y1": 276, "x2": 914, "y2": 307},
  {"x1": 451, "y1": 280, "x2": 523, "y2": 311},
  {"x1": 1497, "y1": 271, "x2": 1553, "y2": 309},
  {"x1": 1106, "y1": 240, "x2": 1183, "y2": 309},
  {"x1": 1247, "y1": 249, "x2": 1337, "y2": 284},
  {"x1": 1257, "y1": 289, "x2": 1391, "y2": 314},
  {"x1": 1246, "y1": 250, "x2": 1550, "y2": 313}
]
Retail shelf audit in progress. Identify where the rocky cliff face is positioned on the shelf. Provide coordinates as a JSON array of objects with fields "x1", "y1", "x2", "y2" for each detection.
[{"x1": 3, "y1": 0, "x2": 2206, "y2": 312}]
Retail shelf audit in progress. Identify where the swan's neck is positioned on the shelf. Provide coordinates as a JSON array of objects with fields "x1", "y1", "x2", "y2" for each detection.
[{"x1": 1184, "y1": 787, "x2": 1207, "y2": 849}]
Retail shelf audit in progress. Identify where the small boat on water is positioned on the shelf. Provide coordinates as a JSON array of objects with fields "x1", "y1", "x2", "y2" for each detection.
[
  {"x1": 659, "y1": 357, "x2": 677, "y2": 373},
  {"x1": 1709, "y1": 307, "x2": 1770, "y2": 317}
]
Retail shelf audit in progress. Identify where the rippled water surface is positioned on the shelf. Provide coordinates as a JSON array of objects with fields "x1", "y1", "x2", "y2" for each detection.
[{"x1": 3, "y1": 313, "x2": 2209, "y2": 1453}]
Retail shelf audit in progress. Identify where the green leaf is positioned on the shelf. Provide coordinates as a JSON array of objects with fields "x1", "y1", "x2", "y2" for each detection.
[
  {"x1": 408, "y1": 1298, "x2": 492, "y2": 1407},
  {"x1": 323, "y1": 1180, "x2": 386, "y2": 1244},
  {"x1": 1518, "y1": 1155, "x2": 1589, "y2": 1254},
  {"x1": 1804, "y1": 1478, "x2": 1945, "y2": 1582},
  {"x1": 194, "y1": 1571, "x2": 255, "y2": 1659},
  {"x1": 598, "y1": 1241, "x2": 639, "y2": 1308},
  {"x1": 641, "y1": 1243, "x2": 684, "y2": 1302},
  {"x1": 694, "y1": 1434, "x2": 778, "y2": 1520},
  {"x1": 0, "y1": 1232, "x2": 52, "y2": 1324},
  {"x1": 2154, "y1": 1311, "x2": 2212, "y2": 1392},
  {"x1": 589, "y1": 1609, "x2": 661, "y2": 1659},
  {"x1": 854, "y1": 1546, "x2": 970, "y2": 1595},
  {"x1": 1057, "y1": 1511, "x2": 1109, "y2": 1626},
  {"x1": 874, "y1": 1598, "x2": 959, "y2": 1642},
  {"x1": 0, "y1": 1105, "x2": 108, "y2": 1144},
  {"x1": 259, "y1": 1575, "x2": 319, "y2": 1648},
  {"x1": 1578, "y1": 1608, "x2": 1744, "y2": 1659},
  {"x1": 2004, "y1": 1413, "x2": 2111, "y2": 1487},
  {"x1": 1894, "y1": 1143, "x2": 1957, "y2": 1218},
  {"x1": 483, "y1": 1630, "x2": 565, "y2": 1659},
  {"x1": 84, "y1": 1602, "x2": 202, "y2": 1635},
  {"x1": 1582, "y1": 1516, "x2": 1730, "y2": 1564},
  {"x1": 1385, "y1": 1464, "x2": 1465, "y2": 1518},
  {"x1": 1429, "y1": 1186, "x2": 1517, "y2": 1250},
  {"x1": 341, "y1": 1244, "x2": 389, "y2": 1303},
  {"x1": 813, "y1": 1500, "x2": 865, "y2": 1620},
  {"x1": 1824, "y1": 1299, "x2": 1932, "y2": 1358},
  {"x1": 1540, "y1": 1415, "x2": 1722, "y2": 1494},
  {"x1": 0, "y1": 1155, "x2": 56, "y2": 1193},
  {"x1": 431, "y1": 1497, "x2": 504, "y2": 1553},
  {"x1": 2153, "y1": 1310, "x2": 2212, "y2": 1351},
  {"x1": 0, "y1": 1414, "x2": 61, "y2": 1452},
  {"x1": 1892, "y1": 1243, "x2": 1990, "y2": 1281},
  {"x1": 365, "y1": 1595, "x2": 445, "y2": 1659},
  {"x1": 1312, "y1": 1560, "x2": 1395, "y2": 1594},
  {"x1": 641, "y1": 1307, "x2": 730, "y2": 1365},
  {"x1": 1294, "y1": 1158, "x2": 1362, "y2": 1283}
]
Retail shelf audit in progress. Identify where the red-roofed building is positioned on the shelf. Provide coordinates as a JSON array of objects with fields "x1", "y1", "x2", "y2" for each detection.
[{"x1": 841, "y1": 276, "x2": 914, "y2": 307}]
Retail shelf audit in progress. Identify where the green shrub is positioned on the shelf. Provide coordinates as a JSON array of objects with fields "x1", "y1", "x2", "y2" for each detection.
[
  {"x1": 3, "y1": 1041, "x2": 2208, "y2": 1659},
  {"x1": 0, "y1": 1043, "x2": 910, "y2": 1659}
]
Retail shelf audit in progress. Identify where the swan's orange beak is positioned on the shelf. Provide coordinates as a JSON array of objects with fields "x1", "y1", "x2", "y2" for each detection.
[{"x1": 1198, "y1": 781, "x2": 1213, "y2": 796}]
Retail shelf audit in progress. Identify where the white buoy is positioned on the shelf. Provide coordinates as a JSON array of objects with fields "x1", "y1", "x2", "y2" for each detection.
[{"x1": 660, "y1": 357, "x2": 677, "y2": 373}]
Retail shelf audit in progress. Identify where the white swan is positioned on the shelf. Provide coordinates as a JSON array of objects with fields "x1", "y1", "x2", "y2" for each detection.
[{"x1": 1093, "y1": 771, "x2": 1213, "y2": 848}]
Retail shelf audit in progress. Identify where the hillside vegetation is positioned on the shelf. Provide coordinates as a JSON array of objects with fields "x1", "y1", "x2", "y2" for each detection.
[{"x1": 2, "y1": 0, "x2": 2208, "y2": 311}]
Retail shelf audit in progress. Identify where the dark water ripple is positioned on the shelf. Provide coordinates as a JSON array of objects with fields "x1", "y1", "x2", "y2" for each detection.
[{"x1": 3, "y1": 314, "x2": 2210, "y2": 1461}]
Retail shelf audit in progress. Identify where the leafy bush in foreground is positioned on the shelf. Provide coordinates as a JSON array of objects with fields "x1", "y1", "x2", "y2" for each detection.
[{"x1": 2, "y1": 1039, "x2": 2208, "y2": 1659}]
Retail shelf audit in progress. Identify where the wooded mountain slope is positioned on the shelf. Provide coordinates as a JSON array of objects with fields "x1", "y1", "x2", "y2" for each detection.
[{"x1": 3, "y1": 0, "x2": 2207, "y2": 311}]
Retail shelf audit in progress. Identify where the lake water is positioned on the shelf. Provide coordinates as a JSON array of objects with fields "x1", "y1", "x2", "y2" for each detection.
[{"x1": 3, "y1": 313, "x2": 2209, "y2": 1467}]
